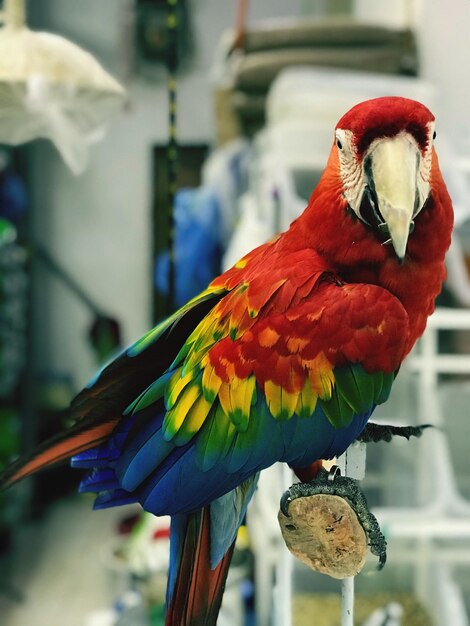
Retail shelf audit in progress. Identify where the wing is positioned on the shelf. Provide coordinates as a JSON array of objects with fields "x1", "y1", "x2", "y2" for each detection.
[
  {"x1": 76, "y1": 245, "x2": 409, "y2": 520},
  {"x1": 0, "y1": 286, "x2": 227, "y2": 489},
  {"x1": 0, "y1": 240, "x2": 274, "y2": 489}
]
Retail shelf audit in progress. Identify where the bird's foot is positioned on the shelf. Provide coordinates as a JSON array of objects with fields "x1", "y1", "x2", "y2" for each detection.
[
  {"x1": 280, "y1": 467, "x2": 387, "y2": 569},
  {"x1": 357, "y1": 422, "x2": 432, "y2": 444}
]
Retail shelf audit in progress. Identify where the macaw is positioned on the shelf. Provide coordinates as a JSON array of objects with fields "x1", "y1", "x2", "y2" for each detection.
[{"x1": 0, "y1": 97, "x2": 453, "y2": 625}]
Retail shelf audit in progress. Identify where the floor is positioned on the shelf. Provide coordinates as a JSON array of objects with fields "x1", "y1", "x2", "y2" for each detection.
[{"x1": 0, "y1": 494, "x2": 139, "y2": 626}]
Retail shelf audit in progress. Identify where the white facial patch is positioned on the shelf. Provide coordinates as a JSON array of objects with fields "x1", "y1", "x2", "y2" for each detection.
[
  {"x1": 335, "y1": 122, "x2": 435, "y2": 222},
  {"x1": 335, "y1": 129, "x2": 364, "y2": 214},
  {"x1": 415, "y1": 121, "x2": 434, "y2": 217}
]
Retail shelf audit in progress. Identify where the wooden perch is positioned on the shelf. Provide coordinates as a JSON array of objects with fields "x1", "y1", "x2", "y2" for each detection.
[{"x1": 278, "y1": 493, "x2": 368, "y2": 579}]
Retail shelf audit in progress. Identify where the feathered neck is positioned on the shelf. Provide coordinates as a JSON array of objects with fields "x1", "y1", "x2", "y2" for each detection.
[{"x1": 281, "y1": 147, "x2": 454, "y2": 352}]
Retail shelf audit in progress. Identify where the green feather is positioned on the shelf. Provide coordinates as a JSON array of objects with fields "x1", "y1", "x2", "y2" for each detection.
[
  {"x1": 226, "y1": 433, "x2": 251, "y2": 474},
  {"x1": 170, "y1": 340, "x2": 192, "y2": 370},
  {"x1": 375, "y1": 371, "x2": 395, "y2": 404},
  {"x1": 351, "y1": 365, "x2": 376, "y2": 410},
  {"x1": 371, "y1": 370, "x2": 384, "y2": 404},
  {"x1": 229, "y1": 409, "x2": 250, "y2": 431},
  {"x1": 319, "y1": 387, "x2": 355, "y2": 429},
  {"x1": 334, "y1": 366, "x2": 364, "y2": 413},
  {"x1": 128, "y1": 289, "x2": 223, "y2": 358},
  {"x1": 196, "y1": 405, "x2": 236, "y2": 472},
  {"x1": 336, "y1": 364, "x2": 391, "y2": 414},
  {"x1": 124, "y1": 371, "x2": 173, "y2": 415},
  {"x1": 324, "y1": 365, "x2": 396, "y2": 427},
  {"x1": 225, "y1": 393, "x2": 264, "y2": 473},
  {"x1": 225, "y1": 391, "x2": 284, "y2": 474}
]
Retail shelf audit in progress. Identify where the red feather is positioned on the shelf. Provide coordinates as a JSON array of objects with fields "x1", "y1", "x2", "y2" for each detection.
[
  {"x1": 0, "y1": 419, "x2": 118, "y2": 488},
  {"x1": 165, "y1": 507, "x2": 235, "y2": 626}
]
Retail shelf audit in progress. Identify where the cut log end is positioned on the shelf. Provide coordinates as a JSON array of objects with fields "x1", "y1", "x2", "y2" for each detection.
[{"x1": 278, "y1": 493, "x2": 368, "y2": 579}]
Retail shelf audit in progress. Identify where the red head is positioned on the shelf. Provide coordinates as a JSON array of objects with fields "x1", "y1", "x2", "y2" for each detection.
[
  {"x1": 284, "y1": 96, "x2": 453, "y2": 346},
  {"x1": 291, "y1": 96, "x2": 451, "y2": 271},
  {"x1": 333, "y1": 97, "x2": 437, "y2": 261},
  {"x1": 336, "y1": 96, "x2": 435, "y2": 157}
]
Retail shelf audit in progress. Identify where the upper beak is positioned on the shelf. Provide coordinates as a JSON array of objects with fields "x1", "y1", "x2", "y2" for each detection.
[{"x1": 367, "y1": 134, "x2": 419, "y2": 261}]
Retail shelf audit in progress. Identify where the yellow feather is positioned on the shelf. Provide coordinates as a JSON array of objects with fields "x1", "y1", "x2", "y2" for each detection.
[
  {"x1": 218, "y1": 382, "x2": 232, "y2": 417},
  {"x1": 201, "y1": 363, "x2": 223, "y2": 401},
  {"x1": 217, "y1": 405, "x2": 237, "y2": 456},
  {"x1": 218, "y1": 377, "x2": 255, "y2": 430},
  {"x1": 163, "y1": 384, "x2": 200, "y2": 440},
  {"x1": 166, "y1": 368, "x2": 195, "y2": 409},
  {"x1": 186, "y1": 307, "x2": 221, "y2": 348},
  {"x1": 265, "y1": 380, "x2": 281, "y2": 417},
  {"x1": 319, "y1": 371, "x2": 335, "y2": 399},
  {"x1": 230, "y1": 376, "x2": 255, "y2": 416},
  {"x1": 182, "y1": 313, "x2": 231, "y2": 376},
  {"x1": 225, "y1": 376, "x2": 256, "y2": 430},
  {"x1": 177, "y1": 384, "x2": 200, "y2": 416},
  {"x1": 282, "y1": 388, "x2": 299, "y2": 420},
  {"x1": 296, "y1": 378, "x2": 318, "y2": 418},
  {"x1": 174, "y1": 395, "x2": 212, "y2": 445},
  {"x1": 305, "y1": 352, "x2": 335, "y2": 400},
  {"x1": 265, "y1": 380, "x2": 299, "y2": 420}
]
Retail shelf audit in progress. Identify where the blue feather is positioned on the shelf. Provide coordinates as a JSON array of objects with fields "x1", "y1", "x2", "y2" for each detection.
[
  {"x1": 93, "y1": 488, "x2": 138, "y2": 509},
  {"x1": 209, "y1": 475, "x2": 259, "y2": 567},
  {"x1": 78, "y1": 468, "x2": 120, "y2": 493}
]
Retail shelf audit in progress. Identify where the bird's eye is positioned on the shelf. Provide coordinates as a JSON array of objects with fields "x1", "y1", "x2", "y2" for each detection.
[
  {"x1": 336, "y1": 138, "x2": 343, "y2": 150},
  {"x1": 433, "y1": 131, "x2": 437, "y2": 140}
]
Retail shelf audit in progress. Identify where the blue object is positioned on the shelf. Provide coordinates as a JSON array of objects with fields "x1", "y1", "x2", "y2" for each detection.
[
  {"x1": 0, "y1": 169, "x2": 27, "y2": 223},
  {"x1": 155, "y1": 187, "x2": 223, "y2": 308}
]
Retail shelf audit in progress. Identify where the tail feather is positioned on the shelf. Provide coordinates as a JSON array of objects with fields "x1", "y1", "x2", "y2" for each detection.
[
  {"x1": 0, "y1": 418, "x2": 119, "y2": 490},
  {"x1": 166, "y1": 507, "x2": 235, "y2": 626}
]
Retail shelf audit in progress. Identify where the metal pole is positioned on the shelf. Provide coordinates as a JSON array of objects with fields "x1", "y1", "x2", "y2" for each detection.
[
  {"x1": 166, "y1": 0, "x2": 178, "y2": 315},
  {"x1": 341, "y1": 577, "x2": 355, "y2": 626},
  {"x1": 337, "y1": 442, "x2": 366, "y2": 626},
  {"x1": 275, "y1": 464, "x2": 293, "y2": 626},
  {"x1": 3, "y1": 0, "x2": 25, "y2": 29}
]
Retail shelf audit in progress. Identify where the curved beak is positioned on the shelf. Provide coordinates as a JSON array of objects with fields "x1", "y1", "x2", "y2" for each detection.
[{"x1": 367, "y1": 134, "x2": 420, "y2": 261}]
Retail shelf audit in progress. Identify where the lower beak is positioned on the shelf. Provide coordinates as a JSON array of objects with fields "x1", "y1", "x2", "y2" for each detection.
[{"x1": 368, "y1": 134, "x2": 419, "y2": 261}]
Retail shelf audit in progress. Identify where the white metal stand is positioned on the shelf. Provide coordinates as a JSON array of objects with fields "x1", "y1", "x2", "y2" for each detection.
[
  {"x1": 336, "y1": 441, "x2": 367, "y2": 626},
  {"x1": 341, "y1": 577, "x2": 355, "y2": 626},
  {"x1": 0, "y1": 0, "x2": 25, "y2": 29},
  {"x1": 273, "y1": 464, "x2": 295, "y2": 626}
]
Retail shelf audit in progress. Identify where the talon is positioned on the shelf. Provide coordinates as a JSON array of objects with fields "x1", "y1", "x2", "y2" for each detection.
[
  {"x1": 368, "y1": 532, "x2": 388, "y2": 570},
  {"x1": 358, "y1": 422, "x2": 433, "y2": 444},
  {"x1": 328, "y1": 465, "x2": 341, "y2": 481},
  {"x1": 280, "y1": 493, "x2": 292, "y2": 517},
  {"x1": 378, "y1": 550, "x2": 387, "y2": 570}
]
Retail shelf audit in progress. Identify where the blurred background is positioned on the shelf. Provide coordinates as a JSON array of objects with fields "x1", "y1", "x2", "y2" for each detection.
[{"x1": 1, "y1": 0, "x2": 470, "y2": 625}]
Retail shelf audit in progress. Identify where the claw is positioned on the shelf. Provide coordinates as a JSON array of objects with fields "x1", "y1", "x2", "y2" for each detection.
[
  {"x1": 280, "y1": 492, "x2": 292, "y2": 517},
  {"x1": 327, "y1": 465, "x2": 341, "y2": 481},
  {"x1": 358, "y1": 422, "x2": 432, "y2": 444}
]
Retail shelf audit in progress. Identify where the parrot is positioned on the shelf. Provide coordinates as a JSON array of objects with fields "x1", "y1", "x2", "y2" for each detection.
[{"x1": 0, "y1": 96, "x2": 454, "y2": 625}]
